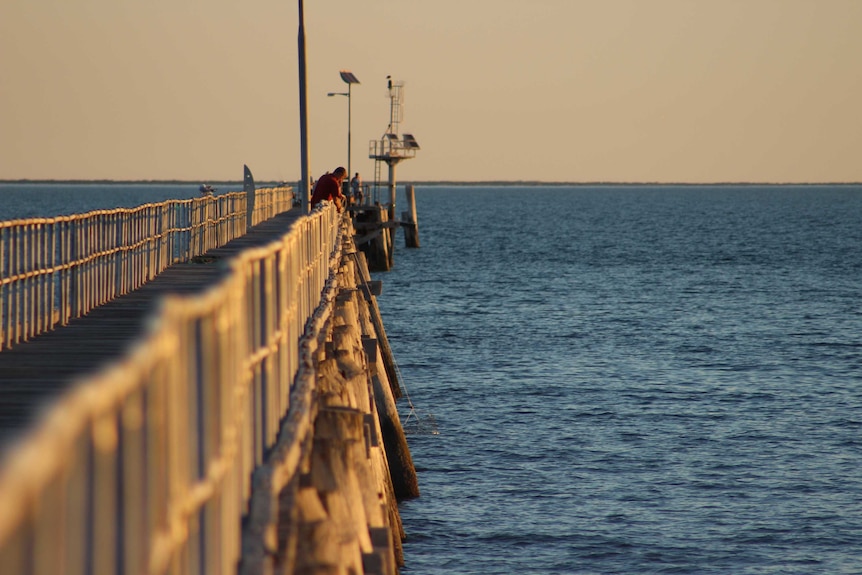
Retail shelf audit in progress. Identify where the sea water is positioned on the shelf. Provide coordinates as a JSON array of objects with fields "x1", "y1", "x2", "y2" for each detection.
[
  {"x1": 375, "y1": 185, "x2": 862, "y2": 574},
  {"x1": 2, "y1": 182, "x2": 860, "y2": 573},
  {"x1": 0, "y1": 182, "x2": 209, "y2": 220}
]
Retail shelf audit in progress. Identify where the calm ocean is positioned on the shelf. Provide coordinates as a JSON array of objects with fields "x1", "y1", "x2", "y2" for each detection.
[
  {"x1": 376, "y1": 185, "x2": 862, "y2": 574},
  {"x1": 2, "y1": 183, "x2": 860, "y2": 574},
  {"x1": 0, "y1": 182, "x2": 209, "y2": 220}
]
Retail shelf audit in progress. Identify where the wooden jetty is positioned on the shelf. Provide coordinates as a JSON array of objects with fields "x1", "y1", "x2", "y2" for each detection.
[{"x1": 0, "y1": 188, "x2": 419, "y2": 575}]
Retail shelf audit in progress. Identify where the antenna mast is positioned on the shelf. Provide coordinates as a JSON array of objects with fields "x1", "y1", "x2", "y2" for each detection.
[{"x1": 369, "y1": 76, "x2": 420, "y2": 213}]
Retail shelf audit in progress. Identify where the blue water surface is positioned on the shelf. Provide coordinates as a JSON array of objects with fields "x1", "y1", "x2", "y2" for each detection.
[
  {"x1": 376, "y1": 185, "x2": 862, "y2": 574},
  {"x1": 2, "y1": 182, "x2": 859, "y2": 573},
  {"x1": 0, "y1": 182, "x2": 223, "y2": 220}
]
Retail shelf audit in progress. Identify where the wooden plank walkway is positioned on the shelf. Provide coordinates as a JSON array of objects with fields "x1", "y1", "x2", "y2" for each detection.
[{"x1": 0, "y1": 208, "x2": 305, "y2": 445}]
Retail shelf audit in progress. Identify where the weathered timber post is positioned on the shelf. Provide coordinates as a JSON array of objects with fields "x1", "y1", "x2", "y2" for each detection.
[
  {"x1": 401, "y1": 184, "x2": 420, "y2": 248},
  {"x1": 364, "y1": 337, "x2": 419, "y2": 501},
  {"x1": 359, "y1": 206, "x2": 391, "y2": 272},
  {"x1": 352, "y1": 245, "x2": 420, "y2": 502},
  {"x1": 384, "y1": 206, "x2": 394, "y2": 270},
  {"x1": 353, "y1": 251, "x2": 402, "y2": 399}
]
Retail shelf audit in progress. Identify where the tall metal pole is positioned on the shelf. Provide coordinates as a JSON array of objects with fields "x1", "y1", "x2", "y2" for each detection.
[
  {"x1": 388, "y1": 161, "x2": 397, "y2": 216},
  {"x1": 298, "y1": 0, "x2": 311, "y2": 213},
  {"x1": 335, "y1": 71, "x2": 360, "y2": 197},
  {"x1": 347, "y1": 82, "x2": 352, "y2": 186}
]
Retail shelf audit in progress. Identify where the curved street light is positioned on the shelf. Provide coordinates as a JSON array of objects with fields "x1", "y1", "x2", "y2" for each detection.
[{"x1": 328, "y1": 71, "x2": 360, "y2": 191}]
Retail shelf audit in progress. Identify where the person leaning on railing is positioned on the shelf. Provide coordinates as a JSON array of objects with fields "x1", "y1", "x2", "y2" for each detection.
[{"x1": 310, "y1": 166, "x2": 347, "y2": 212}]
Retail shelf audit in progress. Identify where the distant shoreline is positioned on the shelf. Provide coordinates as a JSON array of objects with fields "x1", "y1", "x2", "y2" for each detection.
[
  {"x1": 2, "y1": 179, "x2": 861, "y2": 187},
  {"x1": 395, "y1": 181, "x2": 862, "y2": 187}
]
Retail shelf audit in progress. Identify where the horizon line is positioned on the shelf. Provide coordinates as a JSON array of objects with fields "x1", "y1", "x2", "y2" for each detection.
[{"x1": 2, "y1": 179, "x2": 862, "y2": 187}]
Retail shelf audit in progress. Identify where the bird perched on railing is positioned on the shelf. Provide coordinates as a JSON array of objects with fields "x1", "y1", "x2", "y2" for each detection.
[{"x1": 199, "y1": 184, "x2": 216, "y2": 196}]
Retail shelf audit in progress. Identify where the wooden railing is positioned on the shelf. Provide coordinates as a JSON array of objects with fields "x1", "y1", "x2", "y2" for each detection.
[
  {"x1": 0, "y1": 187, "x2": 294, "y2": 350},
  {"x1": 0, "y1": 203, "x2": 342, "y2": 575}
]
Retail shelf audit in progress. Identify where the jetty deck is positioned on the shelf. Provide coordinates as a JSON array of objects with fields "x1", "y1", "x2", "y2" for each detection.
[{"x1": 0, "y1": 208, "x2": 305, "y2": 443}]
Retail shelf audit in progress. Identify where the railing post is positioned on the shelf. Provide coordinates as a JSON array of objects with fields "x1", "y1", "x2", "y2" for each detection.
[{"x1": 70, "y1": 217, "x2": 81, "y2": 319}]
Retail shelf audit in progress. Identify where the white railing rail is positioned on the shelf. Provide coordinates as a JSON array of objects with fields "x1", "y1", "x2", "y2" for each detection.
[
  {"x1": 0, "y1": 203, "x2": 342, "y2": 575},
  {"x1": 0, "y1": 187, "x2": 294, "y2": 350}
]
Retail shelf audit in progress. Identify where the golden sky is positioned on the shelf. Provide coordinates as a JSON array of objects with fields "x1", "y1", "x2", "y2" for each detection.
[{"x1": 2, "y1": 0, "x2": 860, "y2": 182}]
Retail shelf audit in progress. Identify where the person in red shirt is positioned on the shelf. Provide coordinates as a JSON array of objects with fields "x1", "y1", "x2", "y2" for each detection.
[{"x1": 310, "y1": 167, "x2": 347, "y2": 211}]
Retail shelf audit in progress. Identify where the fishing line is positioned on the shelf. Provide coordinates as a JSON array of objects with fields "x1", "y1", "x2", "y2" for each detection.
[{"x1": 348, "y1": 249, "x2": 439, "y2": 435}]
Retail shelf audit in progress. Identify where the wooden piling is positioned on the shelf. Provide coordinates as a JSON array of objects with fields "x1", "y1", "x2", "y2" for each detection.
[
  {"x1": 368, "y1": 354, "x2": 420, "y2": 501},
  {"x1": 374, "y1": 207, "x2": 393, "y2": 272},
  {"x1": 352, "y1": 252, "x2": 402, "y2": 399},
  {"x1": 401, "y1": 185, "x2": 420, "y2": 248},
  {"x1": 352, "y1": 206, "x2": 394, "y2": 272}
]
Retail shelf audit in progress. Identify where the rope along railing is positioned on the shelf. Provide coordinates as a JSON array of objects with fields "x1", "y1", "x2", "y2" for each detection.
[
  {"x1": 0, "y1": 187, "x2": 294, "y2": 351},
  {"x1": 0, "y1": 203, "x2": 342, "y2": 575}
]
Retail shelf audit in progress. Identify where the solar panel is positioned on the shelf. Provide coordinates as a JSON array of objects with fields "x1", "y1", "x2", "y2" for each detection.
[{"x1": 339, "y1": 70, "x2": 360, "y2": 84}]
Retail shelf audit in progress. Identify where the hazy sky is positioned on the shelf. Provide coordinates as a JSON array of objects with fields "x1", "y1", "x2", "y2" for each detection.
[{"x1": 2, "y1": 1, "x2": 861, "y2": 183}]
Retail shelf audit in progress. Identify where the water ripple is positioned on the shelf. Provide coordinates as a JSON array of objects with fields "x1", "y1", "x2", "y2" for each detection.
[{"x1": 381, "y1": 186, "x2": 862, "y2": 574}]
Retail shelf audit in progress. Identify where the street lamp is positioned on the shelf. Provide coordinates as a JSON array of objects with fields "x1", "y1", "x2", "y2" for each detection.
[
  {"x1": 297, "y1": 0, "x2": 310, "y2": 212},
  {"x1": 328, "y1": 70, "x2": 360, "y2": 190}
]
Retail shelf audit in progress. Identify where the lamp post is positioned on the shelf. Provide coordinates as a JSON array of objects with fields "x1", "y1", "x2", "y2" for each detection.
[
  {"x1": 297, "y1": 0, "x2": 310, "y2": 212},
  {"x1": 328, "y1": 70, "x2": 360, "y2": 190}
]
